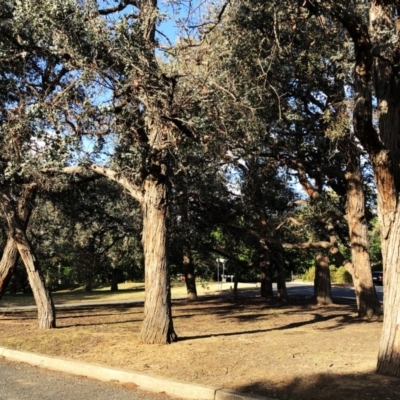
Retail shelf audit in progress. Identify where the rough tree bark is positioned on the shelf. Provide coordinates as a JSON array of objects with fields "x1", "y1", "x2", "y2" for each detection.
[
  {"x1": 0, "y1": 238, "x2": 19, "y2": 300},
  {"x1": 344, "y1": 143, "x2": 382, "y2": 318},
  {"x1": 0, "y1": 190, "x2": 56, "y2": 329},
  {"x1": 314, "y1": 253, "x2": 332, "y2": 305},
  {"x1": 275, "y1": 252, "x2": 288, "y2": 301},
  {"x1": 110, "y1": 267, "x2": 119, "y2": 292},
  {"x1": 233, "y1": 264, "x2": 239, "y2": 299},
  {"x1": 303, "y1": 0, "x2": 400, "y2": 377},
  {"x1": 260, "y1": 251, "x2": 273, "y2": 298},
  {"x1": 183, "y1": 246, "x2": 197, "y2": 300},
  {"x1": 334, "y1": 1, "x2": 400, "y2": 375},
  {"x1": 140, "y1": 161, "x2": 177, "y2": 344},
  {"x1": 0, "y1": 184, "x2": 37, "y2": 299}
]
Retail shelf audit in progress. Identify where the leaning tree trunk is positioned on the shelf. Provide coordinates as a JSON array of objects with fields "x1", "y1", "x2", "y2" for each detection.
[
  {"x1": 314, "y1": 253, "x2": 332, "y2": 305},
  {"x1": 260, "y1": 251, "x2": 273, "y2": 298},
  {"x1": 183, "y1": 246, "x2": 197, "y2": 300},
  {"x1": 1, "y1": 193, "x2": 56, "y2": 329},
  {"x1": 344, "y1": 146, "x2": 382, "y2": 318},
  {"x1": 0, "y1": 237, "x2": 19, "y2": 300},
  {"x1": 0, "y1": 183, "x2": 36, "y2": 299},
  {"x1": 140, "y1": 171, "x2": 177, "y2": 344}
]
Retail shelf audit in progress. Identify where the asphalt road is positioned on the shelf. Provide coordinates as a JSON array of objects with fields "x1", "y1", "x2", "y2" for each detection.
[
  {"x1": 0, "y1": 358, "x2": 178, "y2": 400},
  {"x1": 281, "y1": 281, "x2": 384, "y2": 302}
]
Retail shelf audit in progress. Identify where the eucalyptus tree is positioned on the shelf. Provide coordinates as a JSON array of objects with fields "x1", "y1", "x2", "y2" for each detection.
[
  {"x1": 291, "y1": 0, "x2": 400, "y2": 377},
  {"x1": 208, "y1": 0, "x2": 382, "y2": 315},
  {"x1": 0, "y1": 0, "x2": 82, "y2": 328},
  {"x1": 31, "y1": 0, "x2": 232, "y2": 344}
]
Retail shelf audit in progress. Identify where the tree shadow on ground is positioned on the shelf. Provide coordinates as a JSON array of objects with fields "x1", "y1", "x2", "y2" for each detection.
[
  {"x1": 234, "y1": 371, "x2": 400, "y2": 400},
  {"x1": 177, "y1": 312, "x2": 352, "y2": 341},
  {"x1": 1, "y1": 294, "x2": 376, "y2": 334}
]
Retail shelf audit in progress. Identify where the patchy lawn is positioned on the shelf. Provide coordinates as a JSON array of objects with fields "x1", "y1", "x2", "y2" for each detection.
[{"x1": 0, "y1": 292, "x2": 398, "y2": 400}]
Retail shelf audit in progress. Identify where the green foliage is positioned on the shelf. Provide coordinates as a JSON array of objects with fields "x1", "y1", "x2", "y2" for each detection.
[
  {"x1": 330, "y1": 266, "x2": 352, "y2": 284},
  {"x1": 369, "y1": 217, "x2": 382, "y2": 270},
  {"x1": 302, "y1": 266, "x2": 315, "y2": 282},
  {"x1": 302, "y1": 265, "x2": 352, "y2": 284}
]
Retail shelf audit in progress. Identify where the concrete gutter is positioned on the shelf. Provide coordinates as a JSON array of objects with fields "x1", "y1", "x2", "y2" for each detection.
[{"x1": 0, "y1": 347, "x2": 273, "y2": 400}]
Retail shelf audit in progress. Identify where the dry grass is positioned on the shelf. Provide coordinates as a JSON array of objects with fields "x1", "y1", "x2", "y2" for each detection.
[{"x1": 0, "y1": 286, "x2": 399, "y2": 400}]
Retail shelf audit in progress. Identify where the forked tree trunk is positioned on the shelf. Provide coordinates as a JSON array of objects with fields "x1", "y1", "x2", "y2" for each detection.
[
  {"x1": 0, "y1": 184, "x2": 36, "y2": 299},
  {"x1": 140, "y1": 175, "x2": 177, "y2": 344},
  {"x1": 344, "y1": 149, "x2": 382, "y2": 318},
  {"x1": 183, "y1": 246, "x2": 197, "y2": 300},
  {"x1": 314, "y1": 253, "x2": 332, "y2": 305},
  {"x1": 260, "y1": 252, "x2": 273, "y2": 298},
  {"x1": 1, "y1": 193, "x2": 56, "y2": 329}
]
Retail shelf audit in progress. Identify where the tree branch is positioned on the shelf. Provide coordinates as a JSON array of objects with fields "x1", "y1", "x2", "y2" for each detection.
[
  {"x1": 98, "y1": 0, "x2": 139, "y2": 15},
  {"x1": 43, "y1": 165, "x2": 143, "y2": 203}
]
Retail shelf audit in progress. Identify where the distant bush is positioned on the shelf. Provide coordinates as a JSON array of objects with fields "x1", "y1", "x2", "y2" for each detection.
[
  {"x1": 331, "y1": 266, "x2": 352, "y2": 284},
  {"x1": 302, "y1": 265, "x2": 352, "y2": 284},
  {"x1": 302, "y1": 266, "x2": 315, "y2": 282}
]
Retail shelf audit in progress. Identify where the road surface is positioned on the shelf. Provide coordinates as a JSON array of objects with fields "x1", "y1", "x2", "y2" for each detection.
[
  {"x1": 0, "y1": 358, "x2": 178, "y2": 400},
  {"x1": 280, "y1": 282, "x2": 383, "y2": 302}
]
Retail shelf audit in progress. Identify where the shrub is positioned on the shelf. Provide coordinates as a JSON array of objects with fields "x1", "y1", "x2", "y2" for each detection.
[
  {"x1": 301, "y1": 266, "x2": 315, "y2": 282},
  {"x1": 301, "y1": 265, "x2": 352, "y2": 284},
  {"x1": 331, "y1": 266, "x2": 352, "y2": 284}
]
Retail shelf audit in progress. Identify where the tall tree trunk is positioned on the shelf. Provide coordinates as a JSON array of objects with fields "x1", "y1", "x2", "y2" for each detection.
[
  {"x1": 275, "y1": 252, "x2": 287, "y2": 301},
  {"x1": 138, "y1": 0, "x2": 177, "y2": 344},
  {"x1": 314, "y1": 253, "x2": 332, "y2": 305},
  {"x1": 85, "y1": 269, "x2": 93, "y2": 292},
  {"x1": 344, "y1": 145, "x2": 382, "y2": 318},
  {"x1": 302, "y1": 0, "x2": 400, "y2": 375},
  {"x1": 359, "y1": 2, "x2": 400, "y2": 375},
  {"x1": 140, "y1": 173, "x2": 177, "y2": 344},
  {"x1": 372, "y1": 35, "x2": 400, "y2": 374},
  {"x1": 233, "y1": 264, "x2": 239, "y2": 300},
  {"x1": 1, "y1": 192, "x2": 56, "y2": 329},
  {"x1": 110, "y1": 267, "x2": 119, "y2": 292},
  {"x1": 183, "y1": 246, "x2": 197, "y2": 300},
  {"x1": 260, "y1": 251, "x2": 273, "y2": 298},
  {"x1": 376, "y1": 201, "x2": 400, "y2": 376}
]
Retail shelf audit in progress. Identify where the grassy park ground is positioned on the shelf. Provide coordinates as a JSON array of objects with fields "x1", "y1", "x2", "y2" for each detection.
[{"x1": 0, "y1": 282, "x2": 398, "y2": 400}]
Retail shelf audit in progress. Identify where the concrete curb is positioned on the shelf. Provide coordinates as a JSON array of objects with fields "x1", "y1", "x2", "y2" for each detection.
[{"x1": 0, "y1": 347, "x2": 273, "y2": 400}]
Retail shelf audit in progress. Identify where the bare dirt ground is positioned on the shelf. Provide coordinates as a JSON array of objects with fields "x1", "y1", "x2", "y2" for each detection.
[{"x1": 0, "y1": 292, "x2": 399, "y2": 400}]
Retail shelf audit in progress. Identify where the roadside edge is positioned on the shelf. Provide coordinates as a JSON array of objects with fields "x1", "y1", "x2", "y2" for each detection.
[{"x1": 0, "y1": 347, "x2": 274, "y2": 400}]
